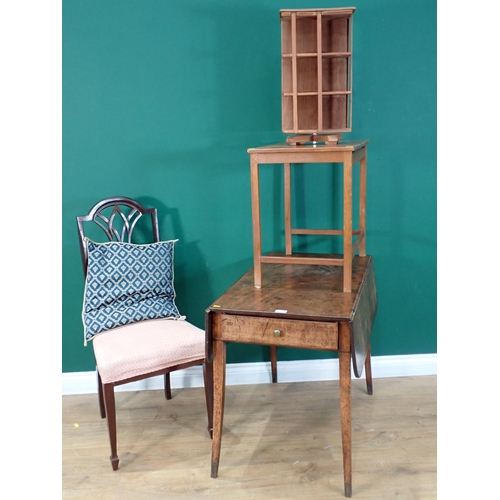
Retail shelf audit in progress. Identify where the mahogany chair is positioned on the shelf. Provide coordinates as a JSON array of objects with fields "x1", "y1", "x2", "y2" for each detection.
[{"x1": 76, "y1": 196, "x2": 213, "y2": 470}]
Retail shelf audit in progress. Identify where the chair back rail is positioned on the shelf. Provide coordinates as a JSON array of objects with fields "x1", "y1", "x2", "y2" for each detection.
[{"x1": 76, "y1": 196, "x2": 160, "y2": 276}]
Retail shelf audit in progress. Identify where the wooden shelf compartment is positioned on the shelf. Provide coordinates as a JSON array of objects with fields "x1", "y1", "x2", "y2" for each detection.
[{"x1": 280, "y1": 7, "x2": 355, "y2": 135}]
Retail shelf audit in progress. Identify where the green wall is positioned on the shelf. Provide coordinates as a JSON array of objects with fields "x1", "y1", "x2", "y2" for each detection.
[{"x1": 63, "y1": 0, "x2": 436, "y2": 373}]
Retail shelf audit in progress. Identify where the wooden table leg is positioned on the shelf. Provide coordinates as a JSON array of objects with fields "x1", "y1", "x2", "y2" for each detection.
[
  {"x1": 359, "y1": 147, "x2": 367, "y2": 257},
  {"x1": 343, "y1": 153, "x2": 353, "y2": 293},
  {"x1": 270, "y1": 345, "x2": 278, "y2": 383},
  {"x1": 210, "y1": 340, "x2": 227, "y2": 478},
  {"x1": 203, "y1": 360, "x2": 214, "y2": 437},
  {"x1": 250, "y1": 155, "x2": 262, "y2": 288},
  {"x1": 339, "y1": 323, "x2": 352, "y2": 497},
  {"x1": 284, "y1": 163, "x2": 292, "y2": 255},
  {"x1": 365, "y1": 345, "x2": 373, "y2": 396}
]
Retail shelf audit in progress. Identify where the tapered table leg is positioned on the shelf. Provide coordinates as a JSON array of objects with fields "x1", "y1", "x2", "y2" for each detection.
[
  {"x1": 284, "y1": 162, "x2": 292, "y2": 255},
  {"x1": 210, "y1": 340, "x2": 226, "y2": 478},
  {"x1": 343, "y1": 153, "x2": 353, "y2": 292},
  {"x1": 203, "y1": 361, "x2": 214, "y2": 437},
  {"x1": 359, "y1": 148, "x2": 367, "y2": 257},
  {"x1": 250, "y1": 155, "x2": 262, "y2": 288},
  {"x1": 270, "y1": 345, "x2": 278, "y2": 383},
  {"x1": 339, "y1": 322, "x2": 352, "y2": 497},
  {"x1": 365, "y1": 345, "x2": 373, "y2": 395}
]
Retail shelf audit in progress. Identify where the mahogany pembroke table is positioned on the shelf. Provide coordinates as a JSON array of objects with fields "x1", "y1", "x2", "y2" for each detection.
[{"x1": 205, "y1": 255, "x2": 377, "y2": 497}]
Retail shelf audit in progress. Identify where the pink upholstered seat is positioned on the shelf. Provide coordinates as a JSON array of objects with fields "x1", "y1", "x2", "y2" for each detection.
[{"x1": 93, "y1": 318, "x2": 205, "y2": 384}]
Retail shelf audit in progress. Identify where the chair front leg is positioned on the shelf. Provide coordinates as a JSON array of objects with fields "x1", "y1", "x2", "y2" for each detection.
[
  {"x1": 97, "y1": 370, "x2": 106, "y2": 418},
  {"x1": 103, "y1": 383, "x2": 119, "y2": 471}
]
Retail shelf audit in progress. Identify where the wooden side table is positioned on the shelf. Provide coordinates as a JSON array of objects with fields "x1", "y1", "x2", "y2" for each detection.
[
  {"x1": 205, "y1": 256, "x2": 378, "y2": 497},
  {"x1": 247, "y1": 140, "x2": 368, "y2": 292}
]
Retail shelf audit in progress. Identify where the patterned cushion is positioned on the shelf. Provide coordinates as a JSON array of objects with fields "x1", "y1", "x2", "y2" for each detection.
[{"x1": 82, "y1": 239, "x2": 181, "y2": 344}]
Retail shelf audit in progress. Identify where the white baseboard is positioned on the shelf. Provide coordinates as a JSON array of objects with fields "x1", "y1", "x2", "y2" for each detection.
[{"x1": 62, "y1": 353, "x2": 436, "y2": 396}]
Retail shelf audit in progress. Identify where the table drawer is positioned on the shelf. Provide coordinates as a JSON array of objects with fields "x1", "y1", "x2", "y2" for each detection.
[{"x1": 217, "y1": 313, "x2": 338, "y2": 350}]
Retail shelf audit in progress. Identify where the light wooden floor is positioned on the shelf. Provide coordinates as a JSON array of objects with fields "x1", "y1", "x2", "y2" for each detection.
[{"x1": 62, "y1": 375, "x2": 436, "y2": 499}]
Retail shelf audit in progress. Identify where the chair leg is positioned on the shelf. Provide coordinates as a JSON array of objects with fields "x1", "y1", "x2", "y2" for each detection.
[
  {"x1": 164, "y1": 372, "x2": 172, "y2": 400},
  {"x1": 270, "y1": 345, "x2": 278, "y2": 383},
  {"x1": 103, "y1": 383, "x2": 119, "y2": 471},
  {"x1": 97, "y1": 370, "x2": 106, "y2": 418},
  {"x1": 203, "y1": 361, "x2": 214, "y2": 439},
  {"x1": 365, "y1": 346, "x2": 373, "y2": 396}
]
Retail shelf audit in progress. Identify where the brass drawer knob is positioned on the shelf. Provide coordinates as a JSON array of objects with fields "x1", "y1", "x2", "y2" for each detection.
[{"x1": 273, "y1": 329, "x2": 281, "y2": 337}]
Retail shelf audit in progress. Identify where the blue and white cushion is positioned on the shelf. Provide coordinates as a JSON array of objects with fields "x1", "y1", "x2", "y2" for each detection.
[{"x1": 82, "y1": 238, "x2": 181, "y2": 344}]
